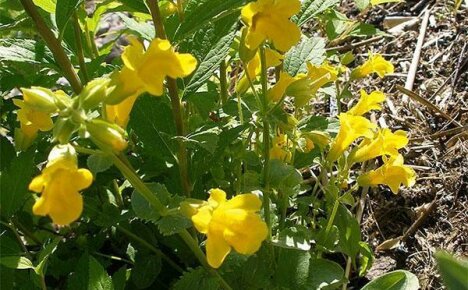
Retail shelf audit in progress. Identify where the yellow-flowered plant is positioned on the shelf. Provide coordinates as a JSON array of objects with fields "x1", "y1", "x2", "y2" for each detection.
[
  {"x1": 270, "y1": 133, "x2": 292, "y2": 162},
  {"x1": 29, "y1": 144, "x2": 93, "y2": 225},
  {"x1": 190, "y1": 189, "x2": 268, "y2": 268},
  {"x1": 106, "y1": 37, "x2": 198, "y2": 104},
  {"x1": 327, "y1": 113, "x2": 377, "y2": 162},
  {"x1": 358, "y1": 154, "x2": 416, "y2": 194},
  {"x1": 241, "y1": 0, "x2": 301, "y2": 52},
  {"x1": 347, "y1": 90, "x2": 386, "y2": 116},
  {"x1": 106, "y1": 94, "x2": 139, "y2": 128},
  {"x1": 350, "y1": 53, "x2": 394, "y2": 79}
]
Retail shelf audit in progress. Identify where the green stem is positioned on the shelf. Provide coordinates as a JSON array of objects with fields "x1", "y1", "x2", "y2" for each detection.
[
  {"x1": 220, "y1": 60, "x2": 229, "y2": 105},
  {"x1": 147, "y1": 0, "x2": 191, "y2": 196},
  {"x1": 259, "y1": 45, "x2": 272, "y2": 239},
  {"x1": 19, "y1": 0, "x2": 82, "y2": 93},
  {"x1": 112, "y1": 179, "x2": 124, "y2": 208},
  {"x1": 109, "y1": 154, "x2": 166, "y2": 214},
  {"x1": 325, "y1": 199, "x2": 339, "y2": 236},
  {"x1": 178, "y1": 230, "x2": 233, "y2": 290},
  {"x1": 116, "y1": 225, "x2": 183, "y2": 273},
  {"x1": 72, "y1": 12, "x2": 89, "y2": 84}
]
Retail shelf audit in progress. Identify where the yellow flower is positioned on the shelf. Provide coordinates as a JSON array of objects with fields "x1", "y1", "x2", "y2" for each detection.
[
  {"x1": 106, "y1": 94, "x2": 139, "y2": 128},
  {"x1": 191, "y1": 189, "x2": 268, "y2": 268},
  {"x1": 327, "y1": 113, "x2": 377, "y2": 162},
  {"x1": 241, "y1": 0, "x2": 301, "y2": 51},
  {"x1": 267, "y1": 71, "x2": 297, "y2": 102},
  {"x1": 270, "y1": 133, "x2": 292, "y2": 162},
  {"x1": 358, "y1": 154, "x2": 416, "y2": 193},
  {"x1": 29, "y1": 144, "x2": 93, "y2": 225},
  {"x1": 236, "y1": 48, "x2": 283, "y2": 94},
  {"x1": 13, "y1": 99, "x2": 54, "y2": 150},
  {"x1": 287, "y1": 62, "x2": 338, "y2": 107},
  {"x1": 351, "y1": 129, "x2": 408, "y2": 163},
  {"x1": 351, "y1": 53, "x2": 394, "y2": 79},
  {"x1": 348, "y1": 90, "x2": 386, "y2": 116},
  {"x1": 107, "y1": 37, "x2": 197, "y2": 104}
]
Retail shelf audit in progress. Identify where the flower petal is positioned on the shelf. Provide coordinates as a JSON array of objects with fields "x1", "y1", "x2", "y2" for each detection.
[{"x1": 206, "y1": 232, "x2": 231, "y2": 268}]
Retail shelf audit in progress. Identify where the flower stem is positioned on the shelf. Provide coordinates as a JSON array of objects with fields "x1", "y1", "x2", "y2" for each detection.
[
  {"x1": 178, "y1": 230, "x2": 233, "y2": 290},
  {"x1": 147, "y1": 0, "x2": 191, "y2": 196},
  {"x1": 259, "y1": 45, "x2": 272, "y2": 239},
  {"x1": 19, "y1": 0, "x2": 82, "y2": 93},
  {"x1": 324, "y1": 199, "x2": 339, "y2": 236},
  {"x1": 220, "y1": 60, "x2": 229, "y2": 105},
  {"x1": 72, "y1": 12, "x2": 89, "y2": 84}
]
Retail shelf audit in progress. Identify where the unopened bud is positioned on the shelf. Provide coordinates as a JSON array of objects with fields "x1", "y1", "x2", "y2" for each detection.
[
  {"x1": 79, "y1": 78, "x2": 110, "y2": 110},
  {"x1": 21, "y1": 87, "x2": 58, "y2": 112},
  {"x1": 53, "y1": 118, "x2": 78, "y2": 144},
  {"x1": 160, "y1": 1, "x2": 177, "y2": 17},
  {"x1": 87, "y1": 119, "x2": 128, "y2": 152}
]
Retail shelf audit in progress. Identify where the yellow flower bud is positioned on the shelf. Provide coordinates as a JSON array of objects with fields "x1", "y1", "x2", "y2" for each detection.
[
  {"x1": 21, "y1": 87, "x2": 58, "y2": 112},
  {"x1": 53, "y1": 118, "x2": 78, "y2": 144},
  {"x1": 79, "y1": 78, "x2": 111, "y2": 110},
  {"x1": 86, "y1": 119, "x2": 128, "y2": 152}
]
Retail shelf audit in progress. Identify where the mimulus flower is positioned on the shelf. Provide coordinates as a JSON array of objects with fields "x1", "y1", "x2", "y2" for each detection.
[
  {"x1": 287, "y1": 62, "x2": 338, "y2": 107},
  {"x1": 270, "y1": 133, "x2": 292, "y2": 162},
  {"x1": 327, "y1": 113, "x2": 377, "y2": 162},
  {"x1": 351, "y1": 53, "x2": 394, "y2": 79},
  {"x1": 358, "y1": 154, "x2": 416, "y2": 193},
  {"x1": 241, "y1": 0, "x2": 301, "y2": 51},
  {"x1": 106, "y1": 37, "x2": 197, "y2": 104},
  {"x1": 267, "y1": 71, "x2": 297, "y2": 102},
  {"x1": 191, "y1": 189, "x2": 268, "y2": 268},
  {"x1": 351, "y1": 129, "x2": 408, "y2": 163},
  {"x1": 348, "y1": 90, "x2": 386, "y2": 116},
  {"x1": 29, "y1": 144, "x2": 93, "y2": 225},
  {"x1": 106, "y1": 94, "x2": 139, "y2": 128},
  {"x1": 237, "y1": 48, "x2": 283, "y2": 94}
]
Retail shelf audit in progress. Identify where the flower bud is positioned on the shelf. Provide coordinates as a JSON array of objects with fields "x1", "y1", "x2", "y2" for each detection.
[
  {"x1": 239, "y1": 27, "x2": 257, "y2": 63},
  {"x1": 53, "y1": 118, "x2": 78, "y2": 144},
  {"x1": 86, "y1": 119, "x2": 128, "y2": 152},
  {"x1": 160, "y1": 0, "x2": 177, "y2": 17},
  {"x1": 79, "y1": 78, "x2": 110, "y2": 110},
  {"x1": 21, "y1": 87, "x2": 58, "y2": 112}
]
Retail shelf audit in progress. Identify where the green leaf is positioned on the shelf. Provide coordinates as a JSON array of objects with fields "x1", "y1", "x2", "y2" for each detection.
[
  {"x1": 131, "y1": 189, "x2": 161, "y2": 223},
  {"x1": 55, "y1": 0, "x2": 83, "y2": 39},
  {"x1": 0, "y1": 235, "x2": 21, "y2": 257},
  {"x1": 116, "y1": 12, "x2": 155, "y2": 41},
  {"x1": 435, "y1": 251, "x2": 468, "y2": 290},
  {"x1": 269, "y1": 159, "x2": 302, "y2": 196},
  {"x1": 355, "y1": 0, "x2": 371, "y2": 10},
  {"x1": 294, "y1": 0, "x2": 340, "y2": 25},
  {"x1": 173, "y1": 267, "x2": 220, "y2": 290},
  {"x1": 129, "y1": 96, "x2": 177, "y2": 163},
  {"x1": 112, "y1": 266, "x2": 128, "y2": 290},
  {"x1": 358, "y1": 242, "x2": 374, "y2": 277},
  {"x1": 308, "y1": 258, "x2": 344, "y2": 289},
  {"x1": 186, "y1": 126, "x2": 221, "y2": 154},
  {"x1": 0, "y1": 148, "x2": 35, "y2": 218},
  {"x1": 0, "y1": 38, "x2": 55, "y2": 66},
  {"x1": 275, "y1": 248, "x2": 311, "y2": 289},
  {"x1": 361, "y1": 270, "x2": 419, "y2": 290},
  {"x1": 35, "y1": 237, "x2": 61, "y2": 276},
  {"x1": 0, "y1": 256, "x2": 34, "y2": 270},
  {"x1": 174, "y1": 0, "x2": 244, "y2": 40},
  {"x1": 274, "y1": 226, "x2": 311, "y2": 251},
  {"x1": 131, "y1": 253, "x2": 161, "y2": 289},
  {"x1": 87, "y1": 154, "x2": 113, "y2": 175},
  {"x1": 33, "y1": 0, "x2": 57, "y2": 13},
  {"x1": 67, "y1": 254, "x2": 113, "y2": 290},
  {"x1": 284, "y1": 36, "x2": 326, "y2": 77},
  {"x1": 334, "y1": 204, "x2": 361, "y2": 258},
  {"x1": 182, "y1": 14, "x2": 238, "y2": 93},
  {"x1": 157, "y1": 214, "x2": 192, "y2": 236}
]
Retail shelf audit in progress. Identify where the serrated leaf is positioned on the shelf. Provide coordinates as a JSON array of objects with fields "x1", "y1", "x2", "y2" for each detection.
[
  {"x1": 131, "y1": 183, "x2": 171, "y2": 223},
  {"x1": 112, "y1": 266, "x2": 128, "y2": 290},
  {"x1": 174, "y1": 0, "x2": 244, "y2": 40},
  {"x1": 0, "y1": 256, "x2": 34, "y2": 270},
  {"x1": 0, "y1": 148, "x2": 35, "y2": 218},
  {"x1": 294, "y1": 0, "x2": 340, "y2": 25},
  {"x1": 182, "y1": 14, "x2": 238, "y2": 93},
  {"x1": 131, "y1": 253, "x2": 161, "y2": 289},
  {"x1": 284, "y1": 36, "x2": 326, "y2": 76},
  {"x1": 116, "y1": 12, "x2": 154, "y2": 41},
  {"x1": 157, "y1": 214, "x2": 192, "y2": 236},
  {"x1": 0, "y1": 39, "x2": 55, "y2": 66},
  {"x1": 55, "y1": 0, "x2": 83, "y2": 39},
  {"x1": 361, "y1": 270, "x2": 419, "y2": 290},
  {"x1": 35, "y1": 237, "x2": 61, "y2": 275},
  {"x1": 87, "y1": 154, "x2": 113, "y2": 175},
  {"x1": 173, "y1": 267, "x2": 220, "y2": 290},
  {"x1": 67, "y1": 254, "x2": 113, "y2": 290}
]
